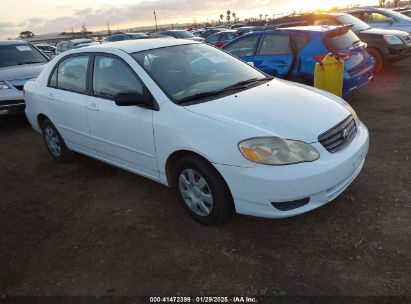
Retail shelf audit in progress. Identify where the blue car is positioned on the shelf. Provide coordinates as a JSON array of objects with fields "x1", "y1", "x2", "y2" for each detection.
[{"x1": 221, "y1": 25, "x2": 375, "y2": 99}]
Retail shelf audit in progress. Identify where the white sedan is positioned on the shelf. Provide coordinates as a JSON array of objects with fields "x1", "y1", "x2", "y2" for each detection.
[{"x1": 24, "y1": 39, "x2": 369, "y2": 225}]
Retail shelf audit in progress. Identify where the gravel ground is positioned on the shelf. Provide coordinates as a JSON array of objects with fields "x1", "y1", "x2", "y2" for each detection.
[{"x1": 0, "y1": 59, "x2": 410, "y2": 297}]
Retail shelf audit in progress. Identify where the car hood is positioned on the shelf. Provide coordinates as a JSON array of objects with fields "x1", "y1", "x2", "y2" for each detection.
[
  {"x1": 184, "y1": 79, "x2": 351, "y2": 143},
  {"x1": 0, "y1": 63, "x2": 47, "y2": 81},
  {"x1": 359, "y1": 27, "x2": 410, "y2": 38}
]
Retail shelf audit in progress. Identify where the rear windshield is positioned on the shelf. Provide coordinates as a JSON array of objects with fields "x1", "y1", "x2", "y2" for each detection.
[
  {"x1": 325, "y1": 29, "x2": 360, "y2": 52},
  {"x1": 0, "y1": 44, "x2": 48, "y2": 68}
]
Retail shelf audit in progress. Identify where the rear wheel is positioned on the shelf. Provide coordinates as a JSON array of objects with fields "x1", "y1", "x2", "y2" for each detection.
[
  {"x1": 367, "y1": 48, "x2": 383, "y2": 73},
  {"x1": 40, "y1": 119, "x2": 74, "y2": 163},
  {"x1": 174, "y1": 156, "x2": 234, "y2": 225}
]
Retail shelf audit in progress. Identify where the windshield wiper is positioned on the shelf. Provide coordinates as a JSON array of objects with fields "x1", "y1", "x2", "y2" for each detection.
[
  {"x1": 223, "y1": 77, "x2": 273, "y2": 90},
  {"x1": 17, "y1": 61, "x2": 45, "y2": 65},
  {"x1": 352, "y1": 39, "x2": 361, "y2": 46},
  {"x1": 176, "y1": 77, "x2": 273, "y2": 104},
  {"x1": 176, "y1": 89, "x2": 242, "y2": 104}
]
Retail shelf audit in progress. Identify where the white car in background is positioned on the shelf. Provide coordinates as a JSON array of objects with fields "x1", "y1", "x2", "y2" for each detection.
[{"x1": 24, "y1": 39, "x2": 369, "y2": 225}]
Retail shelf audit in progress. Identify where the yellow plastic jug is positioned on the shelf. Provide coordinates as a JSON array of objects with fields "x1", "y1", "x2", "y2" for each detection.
[{"x1": 314, "y1": 53, "x2": 344, "y2": 97}]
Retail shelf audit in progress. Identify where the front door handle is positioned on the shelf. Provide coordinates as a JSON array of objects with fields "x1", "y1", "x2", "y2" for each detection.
[
  {"x1": 86, "y1": 103, "x2": 99, "y2": 111},
  {"x1": 47, "y1": 93, "x2": 56, "y2": 100}
]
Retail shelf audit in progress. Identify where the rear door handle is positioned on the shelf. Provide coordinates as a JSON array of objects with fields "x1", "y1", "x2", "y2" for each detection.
[{"x1": 86, "y1": 103, "x2": 99, "y2": 111}]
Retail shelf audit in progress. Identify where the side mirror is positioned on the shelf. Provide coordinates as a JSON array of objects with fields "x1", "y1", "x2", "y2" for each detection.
[
  {"x1": 386, "y1": 17, "x2": 395, "y2": 25},
  {"x1": 115, "y1": 91, "x2": 158, "y2": 110}
]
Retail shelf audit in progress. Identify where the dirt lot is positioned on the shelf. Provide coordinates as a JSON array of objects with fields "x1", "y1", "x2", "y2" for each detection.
[{"x1": 1, "y1": 59, "x2": 410, "y2": 298}]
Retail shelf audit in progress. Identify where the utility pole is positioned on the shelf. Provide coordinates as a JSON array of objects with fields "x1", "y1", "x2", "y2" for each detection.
[
  {"x1": 154, "y1": 11, "x2": 158, "y2": 31},
  {"x1": 107, "y1": 23, "x2": 111, "y2": 35}
]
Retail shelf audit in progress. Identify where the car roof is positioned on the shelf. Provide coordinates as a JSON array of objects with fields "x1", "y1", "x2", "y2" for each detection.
[
  {"x1": 344, "y1": 7, "x2": 387, "y2": 13},
  {"x1": 71, "y1": 38, "x2": 198, "y2": 54},
  {"x1": 249, "y1": 25, "x2": 344, "y2": 35},
  {"x1": 0, "y1": 40, "x2": 27, "y2": 45}
]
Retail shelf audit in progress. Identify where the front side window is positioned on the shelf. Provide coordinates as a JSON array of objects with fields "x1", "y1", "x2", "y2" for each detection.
[
  {"x1": 363, "y1": 12, "x2": 389, "y2": 23},
  {"x1": 54, "y1": 56, "x2": 89, "y2": 93},
  {"x1": 93, "y1": 56, "x2": 143, "y2": 99},
  {"x1": 258, "y1": 35, "x2": 292, "y2": 56},
  {"x1": 132, "y1": 43, "x2": 266, "y2": 103},
  {"x1": 0, "y1": 44, "x2": 48, "y2": 68},
  {"x1": 223, "y1": 34, "x2": 259, "y2": 57}
]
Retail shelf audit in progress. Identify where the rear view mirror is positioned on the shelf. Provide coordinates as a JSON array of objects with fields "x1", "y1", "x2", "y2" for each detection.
[{"x1": 115, "y1": 91, "x2": 157, "y2": 110}]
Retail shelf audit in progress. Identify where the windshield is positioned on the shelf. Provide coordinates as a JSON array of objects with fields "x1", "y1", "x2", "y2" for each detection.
[
  {"x1": 336, "y1": 14, "x2": 371, "y2": 31},
  {"x1": 172, "y1": 31, "x2": 195, "y2": 39},
  {"x1": 0, "y1": 44, "x2": 48, "y2": 68},
  {"x1": 384, "y1": 9, "x2": 411, "y2": 21},
  {"x1": 129, "y1": 33, "x2": 147, "y2": 39},
  {"x1": 131, "y1": 43, "x2": 266, "y2": 103}
]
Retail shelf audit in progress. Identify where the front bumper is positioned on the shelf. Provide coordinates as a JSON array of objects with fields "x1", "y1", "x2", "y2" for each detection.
[
  {"x1": 0, "y1": 88, "x2": 25, "y2": 115},
  {"x1": 385, "y1": 44, "x2": 411, "y2": 62},
  {"x1": 214, "y1": 122, "x2": 369, "y2": 219}
]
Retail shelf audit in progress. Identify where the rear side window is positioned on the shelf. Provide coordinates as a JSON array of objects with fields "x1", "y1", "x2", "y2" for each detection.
[
  {"x1": 325, "y1": 29, "x2": 360, "y2": 52},
  {"x1": 293, "y1": 35, "x2": 311, "y2": 52},
  {"x1": 51, "y1": 56, "x2": 89, "y2": 93},
  {"x1": 258, "y1": 35, "x2": 292, "y2": 56},
  {"x1": 223, "y1": 35, "x2": 259, "y2": 57},
  {"x1": 93, "y1": 55, "x2": 143, "y2": 99}
]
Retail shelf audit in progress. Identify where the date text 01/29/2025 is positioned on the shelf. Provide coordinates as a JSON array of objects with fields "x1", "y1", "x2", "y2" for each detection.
[{"x1": 149, "y1": 296, "x2": 258, "y2": 303}]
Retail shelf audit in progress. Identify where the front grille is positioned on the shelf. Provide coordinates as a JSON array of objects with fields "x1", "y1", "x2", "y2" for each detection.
[
  {"x1": 0, "y1": 100, "x2": 25, "y2": 106},
  {"x1": 318, "y1": 115, "x2": 357, "y2": 153},
  {"x1": 13, "y1": 85, "x2": 24, "y2": 91}
]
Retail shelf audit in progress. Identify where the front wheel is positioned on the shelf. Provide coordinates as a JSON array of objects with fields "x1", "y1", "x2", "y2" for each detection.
[
  {"x1": 174, "y1": 156, "x2": 234, "y2": 225},
  {"x1": 41, "y1": 119, "x2": 74, "y2": 163}
]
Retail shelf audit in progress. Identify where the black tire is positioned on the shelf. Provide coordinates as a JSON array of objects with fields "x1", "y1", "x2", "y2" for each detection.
[
  {"x1": 40, "y1": 119, "x2": 74, "y2": 163},
  {"x1": 367, "y1": 48, "x2": 383, "y2": 73},
  {"x1": 173, "y1": 156, "x2": 234, "y2": 225}
]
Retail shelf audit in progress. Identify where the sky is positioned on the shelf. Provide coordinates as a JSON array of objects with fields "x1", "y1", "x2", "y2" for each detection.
[{"x1": 0, "y1": 0, "x2": 378, "y2": 39}]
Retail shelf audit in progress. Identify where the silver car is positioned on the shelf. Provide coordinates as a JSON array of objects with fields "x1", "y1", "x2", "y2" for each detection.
[
  {"x1": 346, "y1": 8, "x2": 411, "y2": 33},
  {"x1": 0, "y1": 40, "x2": 49, "y2": 116}
]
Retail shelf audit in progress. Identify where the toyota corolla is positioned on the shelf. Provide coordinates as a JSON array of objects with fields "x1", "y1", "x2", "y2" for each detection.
[{"x1": 24, "y1": 39, "x2": 369, "y2": 225}]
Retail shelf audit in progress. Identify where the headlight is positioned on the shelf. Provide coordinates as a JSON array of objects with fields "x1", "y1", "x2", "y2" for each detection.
[
  {"x1": 383, "y1": 35, "x2": 404, "y2": 45},
  {"x1": 239, "y1": 137, "x2": 320, "y2": 165},
  {"x1": 0, "y1": 81, "x2": 11, "y2": 90}
]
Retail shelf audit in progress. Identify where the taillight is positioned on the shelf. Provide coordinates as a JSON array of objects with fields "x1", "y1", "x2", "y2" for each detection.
[
  {"x1": 336, "y1": 53, "x2": 352, "y2": 61},
  {"x1": 313, "y1": 54, "x2": 327, "y2": 61}
]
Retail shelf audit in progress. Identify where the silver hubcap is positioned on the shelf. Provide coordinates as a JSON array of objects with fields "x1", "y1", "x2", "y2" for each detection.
[
  {"x1": 44, "y1": 126, "x2": 61, "y2": 157},
  {"x1": 178, "y1": 169, "x2": 214, "y2": 217}
]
